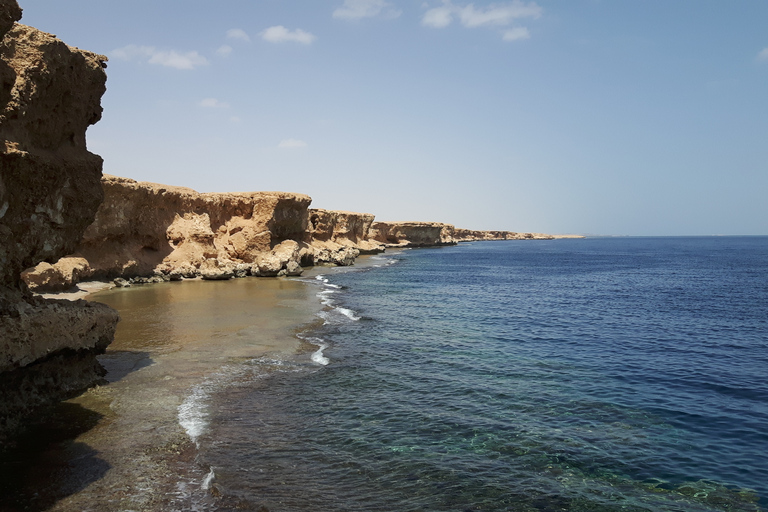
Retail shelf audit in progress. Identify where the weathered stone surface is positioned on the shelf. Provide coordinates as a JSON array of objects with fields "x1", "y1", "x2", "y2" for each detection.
[
  {"x1": 0, "y1": 0, "x2": 21, "y2": 40},
  {"x1": 450, "y1": 228, "x2": 557, "y2": 241},
  {"x1": 0, "y1": 6, "x2": 117, "y2": 444},
  {"x1": 369, "y1": 221, "x2": 457, "y2": 248},
  {"x1": 1, "y1": 22, "x2": 107, "y2": 288},
  {"x1": 67, "y1": 175, "x2": 311, "y2": 280},
  {"x1": 20, "y1": 256, "x2": 92, "y2": 292},
  {"x1": 308, "y1": 209, "x2": 385, "y2": 260}
]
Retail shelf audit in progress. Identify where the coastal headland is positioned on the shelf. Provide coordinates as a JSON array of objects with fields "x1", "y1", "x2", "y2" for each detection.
[{"x1": 20, "y1": 173, "x2": 570, "y2": 294}]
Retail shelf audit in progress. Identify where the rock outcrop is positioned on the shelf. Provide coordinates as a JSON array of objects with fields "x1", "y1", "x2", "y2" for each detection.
[
  {"x1": 23, "y1": 176, "x2": 395, "y2": 288},
  {"x1": 21, "y1": 172, "x2": 571, "y2": 291},
  {"x1": 369, "y1": 221, "x2": 458, "y2": 247},
  {"x1": 0, "y1": 2, "x2": 118, "y2": 444},
  {"x1": 450, "y1": 228, "x2": 555, "y2": 241},
  {"x1": 75, "y1": 175, "x2": 312, "y2": 279},
  {"x1": 305, "y1": 208, "x2": 384, "y2": 266}
]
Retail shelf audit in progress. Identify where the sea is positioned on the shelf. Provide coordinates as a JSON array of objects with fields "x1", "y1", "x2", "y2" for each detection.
[
  {"x1": 192, "y1": 236, "x2": 768, "y2": 511},
  {"x1": 3, "y1": 236, "x2": 766, "y2": 512}
]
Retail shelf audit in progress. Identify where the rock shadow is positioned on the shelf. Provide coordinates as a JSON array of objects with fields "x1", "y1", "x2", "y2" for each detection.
[
  {"x1": 0, "y1": 402, "x2": 110, "y2": 512},
  {"x1": 97, "y1": 350, "x2": 154, "y2": 383}
]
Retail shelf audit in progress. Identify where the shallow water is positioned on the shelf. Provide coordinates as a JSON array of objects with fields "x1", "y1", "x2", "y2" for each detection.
[
  {"x1": 0, "y1": 277, "x2": 323, "y2": 512},
  {"x1": 197, "y1": 238, "x2": 768, "y2": 511}
]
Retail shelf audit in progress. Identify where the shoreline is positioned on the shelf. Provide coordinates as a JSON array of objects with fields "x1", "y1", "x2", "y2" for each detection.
[
  {"x1": 1, "y1": 273, "x2": 331, "y2": 511},
  {"x1": 1, "y1": 253, "x2": 395, "y2": 511}
]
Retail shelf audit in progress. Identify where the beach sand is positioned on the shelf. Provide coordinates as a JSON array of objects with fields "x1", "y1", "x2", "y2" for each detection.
[{"x1": 0, "y1": 275, "x2": 326, "y2": 511}]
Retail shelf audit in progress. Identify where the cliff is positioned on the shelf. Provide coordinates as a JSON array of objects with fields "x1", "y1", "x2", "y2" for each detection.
[
  {"x1": 308, "y1": 208, "x2": 385, "y2": 262},
  {"x1": 0, "y1": 2, "x2": 118, "y2": 444},
  {"x1": 71, "y1": 174, "x2": 312, "y2": 279},
  {"x1": 21, "y1": 174, "x2": 572, "y2": 291},
  {"x1": 450, "y1": 228, "x2": 555, "y2": 241},
  {"x1": 369, "y1": 221, "x2": 457, "y2": 247},
  {"x1": 23, "y1": 176, "x2": 390, "y2": 289}
]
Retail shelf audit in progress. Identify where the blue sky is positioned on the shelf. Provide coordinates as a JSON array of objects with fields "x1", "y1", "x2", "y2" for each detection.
[{"x1": 19, "y1": 1, "x2": 768, "y2": 235}]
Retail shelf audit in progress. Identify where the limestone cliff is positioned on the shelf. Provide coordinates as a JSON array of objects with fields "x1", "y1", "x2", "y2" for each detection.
[
  {"x1": 0, "y1": 2, "x2": 118, "y2": 444},
  {"x1": 450, "y1": 228, "x2": 555, "y2": 241},
  {"x1": 74, "y1": 174, "x2": 312, "y2": 279},
  {"x1": 22, "y1": 183, "x2": 570, "y2": 291},
  {"x1": 23, "y1": 176, "x2": 393, "y2": 288},
  {"x1": 369, "y1": 221, "x2": 458, "y2": 248},
  {"x1": 306, "y1": 208, "x2": 384, "y2": 265}
]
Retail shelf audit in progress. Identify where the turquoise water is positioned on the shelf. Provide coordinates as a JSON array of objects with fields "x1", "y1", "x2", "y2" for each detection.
[{"x1": 199, "y1": 237, "x2": 768, "y2": 511}]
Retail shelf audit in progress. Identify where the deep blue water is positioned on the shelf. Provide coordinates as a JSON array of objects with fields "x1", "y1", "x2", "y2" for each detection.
[{"x1": 202, "y1": 237, "x2": 768, "y2": 511}]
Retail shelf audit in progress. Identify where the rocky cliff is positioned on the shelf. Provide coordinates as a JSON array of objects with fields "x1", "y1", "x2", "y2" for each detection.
[
  {"x1": 21, "y1": 175, "x2": 570, "y2": 291},
  {"x1": 308, "y1": 208, "x2": 385, "y2": 263},
  {"x1": 72, "y1": 174, "x2": 312, "y2": 280},
  {"x1": 23, "y1": 176, "x2": 391, "y2": 289},
  {"x1": 450, "y1": 228, "x2": 555, "y2": 241},
  {"x1": 369, "y1": 221, "x2": 457, "y2": 247},
  {"x1": 0, "y1": 1, "x2": 118, "y2": 444}
]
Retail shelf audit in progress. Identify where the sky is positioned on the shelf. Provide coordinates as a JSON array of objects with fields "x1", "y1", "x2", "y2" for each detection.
[{"x1": 18, "y1": 0, "x2": 768, "y2": 235}]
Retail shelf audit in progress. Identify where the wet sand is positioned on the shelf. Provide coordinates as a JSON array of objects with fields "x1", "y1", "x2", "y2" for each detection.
[{"x1": 0, "y1": 275, "x2": 325, "y2": 512}]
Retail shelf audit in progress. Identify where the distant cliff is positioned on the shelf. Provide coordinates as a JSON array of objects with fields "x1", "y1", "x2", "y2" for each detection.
[
  {"x1": 21, "y1": 174, "x2": 576, "y2": 291},
  {"x1": 0, "y1": 2, "x2": 118, "y2": 443}
]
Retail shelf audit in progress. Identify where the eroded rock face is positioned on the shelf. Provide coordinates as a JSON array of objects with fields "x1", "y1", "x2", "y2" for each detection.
[
  {"x1": 24, "y1": 178, "x2": 401, "y2": 288},
  {"x1": 369, "y1": 221, "x2": 457, "y2": 248},
  {"x1": 0, "y1": 2, "x2": 118, "y2": 444},
  {"x1": 450, "y1": 228, "x2": 555, "y2": 241},
  {"x1": 35, "y1": 175, "x2": 314, "y2": 281},
  {"x1": 304, "y1": 209, "x2": 384, "y2": 265}
]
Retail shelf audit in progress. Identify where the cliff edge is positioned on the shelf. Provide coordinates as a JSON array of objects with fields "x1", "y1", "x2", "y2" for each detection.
[{"x1": 0, "y1": 1, "x2": 118, "y2": 444}]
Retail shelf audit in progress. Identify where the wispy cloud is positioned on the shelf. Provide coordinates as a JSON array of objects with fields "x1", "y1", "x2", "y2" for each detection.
[
  {"x1": 457, "y1": 2, "x2": 541, "y2": 27},
  {"x1": 111, "y1": 44, "x2": 209, "y2": 70},
  {"x1": 261, "y1": 26, "x2": 316, "y2": 44},
  {"x1": 278, "y1": 138, "x2": 308, "y2": 149},
  {"x1": 502, "y1": 27, "x2": 530, "y2": 41},
  {"x1": 422, "y1": 0, "x2": 541, "y2": 41},
  {"x1": 422, "y1": 5, "x2": 453, "y2": 28},
  {"x1": 226, "y1": 28, "x2": 251, "y2": 43},
  {"x1": 217, "y1": 45, "x2": 233, "y2": 57},
  {"x1": 333, "y1": 0, "x2": 402, "y2": 20},
  {"x1": 199, "y1": 98, "x2": 229, "y2": 109},
  {"x1": 758, "y1": 47, "x2": 768, "y2": 61}
]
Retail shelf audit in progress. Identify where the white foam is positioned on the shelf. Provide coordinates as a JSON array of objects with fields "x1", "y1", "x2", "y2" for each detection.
[
  {"x1": 298, "y1": 334, "x2": 330, "y2": 365},
  {"x1": 336, "y1": 307, "x2": 361, "y2": 321},
  {"x1": 311, "y1": 343, "x2": 330, "y2": 366},
  {"x1": 178, "y1": 385, "x2": 210, "y2": 446},
  {"x1": 201, "y1": 467, "x2": 215, "y2": 490}
]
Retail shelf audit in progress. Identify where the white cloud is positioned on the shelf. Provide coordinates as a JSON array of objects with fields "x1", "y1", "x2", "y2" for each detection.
[
  {"x1": 502, "y1": 26, "x2": 530, "y2": 41},
  {"x1": 758, "y1": 48, "x2": 768, "y2": 61},
  {"x1": 217, "y1": 45, "x2": 233, "y2": 57},
  {"x1": 457, "y1": 1, "x2": 541, "y2": 28},
  {"x1": 422, "y1": 0, "x2": 541, "y2": 36},
  {"x1": 199, "y1": 98, "x2": 229, "y2": 108},
  {"x1": 148, "y1": 50, "x2": 208, "y2": 70},
  {"x1": 111, "y1": 44, "x2": 155, "y2": 60},
  {"x1": 111, "y1": 44, "x2": 209, "y2": 70},
  {"x1": 333, "y1": 0, "x2": 402, "y2": 20},
  {"x1": 278, "y1": 138, "x2": 308, "y2": 149},
  {"x1": 261, "y1": 26, "x2": 317, "y2": 44},
  {"x1": 422, "y1": 6, "x2": 454, "y2": 27},
  {"x1": 226, "y1": 28, "x2": 251, "y2": 43}
]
